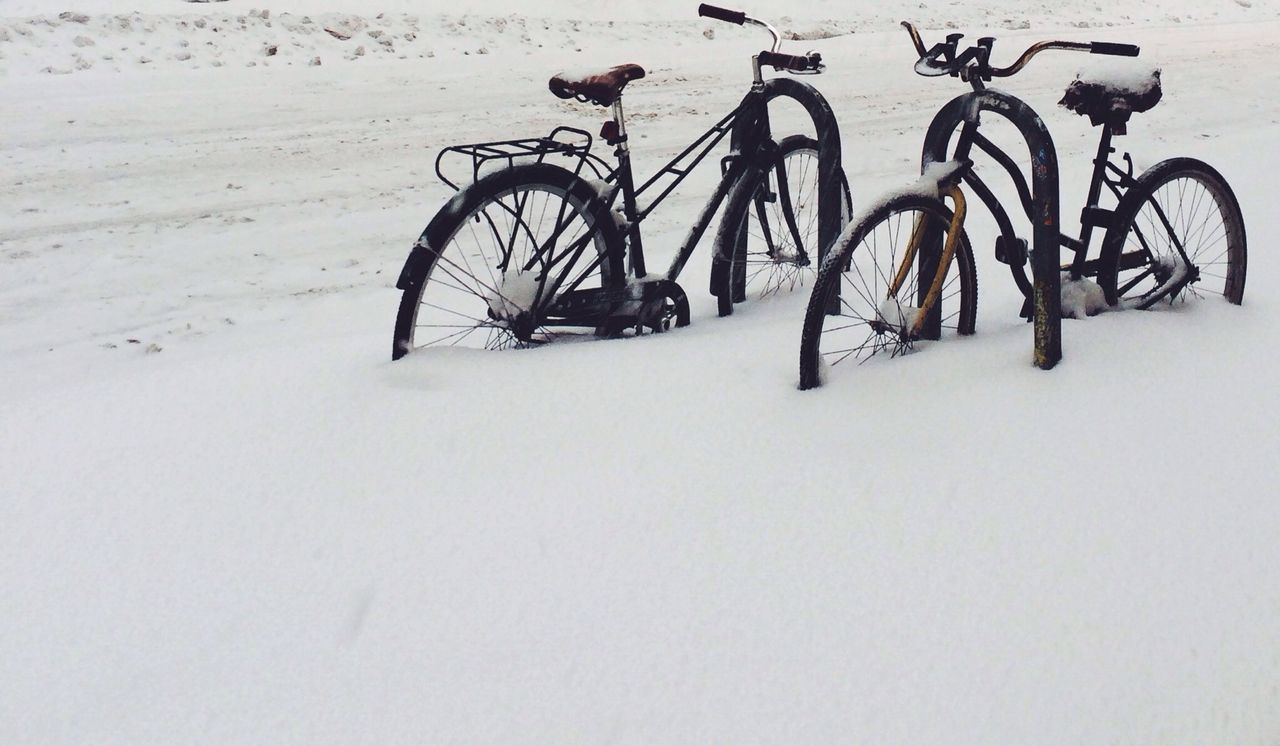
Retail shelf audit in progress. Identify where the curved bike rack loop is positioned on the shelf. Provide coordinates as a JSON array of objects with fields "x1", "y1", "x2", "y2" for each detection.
[
  {"x1": 920, "y1": 89, "x2": 1062, "y2": 370},
  {"x1": 717, "y1": 77, "x2": 845, "y2": 297}
]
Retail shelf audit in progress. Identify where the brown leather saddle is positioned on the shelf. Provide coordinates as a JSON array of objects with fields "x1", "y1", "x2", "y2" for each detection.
[
  {"x1": 1059, "y1": 70, "x2": 1162, "y2": 134},
  {"x1": 549, "y1": 64, "x2": 646, "y2": 107}
]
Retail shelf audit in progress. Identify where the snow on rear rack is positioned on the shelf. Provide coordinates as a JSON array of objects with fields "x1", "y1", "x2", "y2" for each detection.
[{"x1": 433, "y1": 126, "x2": 617, "y2": 191}]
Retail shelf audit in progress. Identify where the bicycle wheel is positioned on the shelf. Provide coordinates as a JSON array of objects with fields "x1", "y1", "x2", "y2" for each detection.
[
  {"x1": 392, "y1": 163, "x2": 625, "y2": 360},
  {"x1": 798, "y1": 194, "x2": 977, "y2": 390},
  {"x1": 1098, "y1": 157, "x2": 1246, "y2": 309},
  {"x1": 716, "y1": 134, "x2": 852, "y2": 313}
]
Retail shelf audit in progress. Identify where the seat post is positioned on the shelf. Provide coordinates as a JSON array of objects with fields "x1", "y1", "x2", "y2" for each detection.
[
  {"x1": 1086, "y1": 125, "x2": 1115, "y2": 204},
  {"x1": 609, "y1": 96, "x2": 646, "y2": 277},
  {"x1": 611, "y1": 99, "x2": 629, "y2": 154},
  {"x1": 1075, "y1": 123, "x2": 1116, "y2": 258}
]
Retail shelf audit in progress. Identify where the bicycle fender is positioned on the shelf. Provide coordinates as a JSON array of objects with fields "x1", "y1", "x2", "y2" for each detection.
[
  {"x1": 396, "y1": 162, "x2": 622, "y2": 292},
  {"x1": 395, "y1": 190, "x2": 472, "y2": 290},
  {"x1": 395, "y1": 238, "x2": 432, "y2": 291}
]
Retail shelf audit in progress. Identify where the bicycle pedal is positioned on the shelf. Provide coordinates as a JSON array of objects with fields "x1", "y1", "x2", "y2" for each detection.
[
  {"x1": 1079, "y1": 205, "x2": 1114, "y2": 230},
  {"x1": 995, "y1": 236, "x2": 1027, "y2": 267}
]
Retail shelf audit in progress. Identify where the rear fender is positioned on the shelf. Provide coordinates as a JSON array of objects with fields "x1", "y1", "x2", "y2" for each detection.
[
  {"x1": 395, "y1": 237, "x2": 433, "y2": 291},
  {"x1": 395, "y1": 164, "x2": 617, "y2": 291},
  {"x1": 395, "y1": 190, "x2": 473, "y2": 290}
]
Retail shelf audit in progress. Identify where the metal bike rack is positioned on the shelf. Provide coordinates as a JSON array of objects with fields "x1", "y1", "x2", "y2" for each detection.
[
  {"x1": 920, "y1": 90, "x2": 1063, "y2": 370},
  {"x1": 727, "y1": 76, "x2": 845, "y2": 279}
]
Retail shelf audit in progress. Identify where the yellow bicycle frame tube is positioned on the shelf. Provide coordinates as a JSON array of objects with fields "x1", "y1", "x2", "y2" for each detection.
[{"x1": 884, "y1": 186, "x2": 967, "y2": 338}]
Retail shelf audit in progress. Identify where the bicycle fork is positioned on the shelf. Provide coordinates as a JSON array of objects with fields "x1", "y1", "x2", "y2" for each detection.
[{"x1": 882, "y1": 186, "x2": 967, "y2": 339}]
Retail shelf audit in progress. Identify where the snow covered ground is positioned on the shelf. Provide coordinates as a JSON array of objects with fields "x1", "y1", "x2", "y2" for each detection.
[{"x1": 3, "y1": 1, "x2": 1280, "y2": 743}]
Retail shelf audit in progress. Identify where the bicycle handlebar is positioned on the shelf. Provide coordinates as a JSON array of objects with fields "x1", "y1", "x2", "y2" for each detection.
[
  {"x1": 698, "y1": 3, "x2": 746, "y2": 25},
  {"x1": 901, "y1": 21, "x2": 1140, "y2": 80},
  {"x1": 1090, "y1": 41, "x2": 1141, "y2": 57},
  {"x1": 758, "y1": 49, "x2": 824, "y2": 74},
  {"x1": 699, "y1": 5, "x2": 825, "y2": 74}
]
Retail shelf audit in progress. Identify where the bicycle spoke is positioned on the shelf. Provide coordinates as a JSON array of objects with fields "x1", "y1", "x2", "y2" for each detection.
[
  {"x1": 401, "y1": 178, "x2": 617, "y2": 355},
  {"x1": 804, "y1": 196, "x2": 974, "y2": 385},
  {"x1": 1115, "y1": 170, "x2": 1243, "y2": 305},
  {"x1": 736, "y1": 144, "x2": 836, "y2": 301}
]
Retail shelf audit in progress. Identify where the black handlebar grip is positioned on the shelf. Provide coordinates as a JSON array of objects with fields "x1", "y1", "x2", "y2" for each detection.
[
  {"x1": 698, "y1": 3, "x2": 746, "y2": 24},
  {"x1": 1090, "y1": 41, "x2": 1140, "y2": 57},
  {"x1": 758, "y1": 50, "x2": 817, "y2": 72}
]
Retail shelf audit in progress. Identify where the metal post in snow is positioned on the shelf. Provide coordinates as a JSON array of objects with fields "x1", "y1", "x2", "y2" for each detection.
[{"x1": 920, "y1": 89, "x2": 1062, "y2": 369}]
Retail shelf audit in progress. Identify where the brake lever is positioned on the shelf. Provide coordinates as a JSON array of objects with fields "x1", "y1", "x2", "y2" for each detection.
[{"x1": 796, "y1": 51, "x2": 825, "y2": 74}]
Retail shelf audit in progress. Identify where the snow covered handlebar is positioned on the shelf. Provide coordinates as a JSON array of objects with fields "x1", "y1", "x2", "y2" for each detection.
[
  {"x1": 901, "y1": 21, "x2": 1139, "y2": 80},
  {"x1": 699, "y1": 5, "x2": 824, "y2": 74}
]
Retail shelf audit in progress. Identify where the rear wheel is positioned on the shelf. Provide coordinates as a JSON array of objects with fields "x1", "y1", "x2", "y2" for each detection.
[
  {"x1": 799, "y1": 194, "x2": 977, "y2": 390},
  {"x1": 392, "y1": 164, "x2": 624, "y2": 360},
  {"x1": 716, "y1": 135, "x2": 852, "y2": 313},
  {"x1": 1099, "y1": 158, "x2": 1246, "y2": 309}
]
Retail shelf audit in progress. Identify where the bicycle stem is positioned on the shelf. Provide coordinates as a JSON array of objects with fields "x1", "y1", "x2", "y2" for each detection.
[
  {"x1": 744, "y1": 16, "x2": 783, "y2": 85},
  {"x1": 743, "y1": 16, "x2": 782, "y2": 53}
]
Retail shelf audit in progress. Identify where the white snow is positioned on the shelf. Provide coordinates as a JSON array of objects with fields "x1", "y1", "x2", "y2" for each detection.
[
  {"x1": 4, "y1": 1, "x2": 1280, "y2": 744},
  {"x1": 486, "y1": 270, "x2": 542, "y2": 320},
  {"x1": 1060, "y1": 272, "x2": 1109, "y2": 317},
  {"x1": 552, "y1": 64, "x2": 618, "y2": 85},
  {"x1": 878, "y1": 296, "x2": 923, "y2": 333},
  {"x1": 918, "y1": 158, "x2": 968, "y2": 189},
  {"x1": 1, "y1": 0, "x2": 1271, "y2": 77},
  {"x1": 1073, "y1": 60, "x2": 1163, "y2": 95}
]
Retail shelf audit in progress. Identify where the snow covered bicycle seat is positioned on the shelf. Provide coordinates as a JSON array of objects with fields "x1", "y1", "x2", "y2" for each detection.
[
  {"x1": 549, "y1": 64, "x2": 646, "y2": 107},
  {"x1": 1059, "y1": 67, "x2": 1162, "y2": 134}
]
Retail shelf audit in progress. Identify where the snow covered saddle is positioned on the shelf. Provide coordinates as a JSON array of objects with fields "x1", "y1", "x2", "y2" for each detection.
[
  {"x1": 549, "y1": 64, "x2": 646, "y2": 107},
  {"x1": 1059, "y1": 66, "x2": 1162, "y2": 134}
]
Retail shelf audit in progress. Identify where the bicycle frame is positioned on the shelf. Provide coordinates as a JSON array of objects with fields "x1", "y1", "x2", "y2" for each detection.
[
  {"x1": 605, "y1": 74, "x2": 843, "y2": 290},
  {"x1": 393, "y1": 6, "x2": 857, "y2": 360},
  {"x1": 505, "y1": 72, "x2": 845, "y2": 313},
  {"x1": 400, "y1": 46, "x2": 845, "y2": 347},
  {"x1": 898, "y1": 18, "x2": 1148, "y2": 371},
  {"x1": 918, "y1": 82, "x2": 1142, "y2": 369},
  {"x1": 423, "y1": 74, "x2": 842, "y2": 299},
  {"x1": 934, "y1": 107, "x2": 1139, "y2": 279},
  {"x1": 1063, "y1": 124, "x2": 1140, "y2": 277},
  {"x1": 608, "y1": 86, "x2": 769, "y2": 281}
]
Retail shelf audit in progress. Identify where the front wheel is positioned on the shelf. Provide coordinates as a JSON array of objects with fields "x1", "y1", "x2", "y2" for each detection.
[
  {"x1": 715, "y1": 134, "x2": 853, "y2": 314},
  {"x1": 798, "y1": 194, "x2": 978, "y2": 390},
  {"x1": 1098, "y1": 158, "x2": 1246, "y2": 309},
  {"x1": 392, "y1": 163, "x2": 625, "y2": 360}
]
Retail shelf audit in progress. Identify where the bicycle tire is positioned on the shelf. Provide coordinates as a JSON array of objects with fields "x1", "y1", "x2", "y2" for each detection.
[
  {"x1": 1098, "y1": 157, "x2": 1246, "y2": 309},
  {"x1": 392, "y1": 163, "x2": 625, "y2": 360},
  {"x1": 798, "y1": 193, "x2": 978, "y2": 390},
  {"x1": 714, "y1": 134, "x2": 852, "y2": 315}
]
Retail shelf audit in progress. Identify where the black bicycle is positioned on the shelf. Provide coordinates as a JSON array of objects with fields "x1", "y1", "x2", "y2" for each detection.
[
  {"x1": 798, "y1": 23, "x2": 1246, "y2": 389},
  {"x1": 392, "y1": 4, "x2": 851, "y2": 360}
]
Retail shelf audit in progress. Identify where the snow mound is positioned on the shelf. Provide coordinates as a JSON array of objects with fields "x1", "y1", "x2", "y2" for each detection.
[{"x1": 1060, "y1": 273, "x2": 1109, "y2": 318}]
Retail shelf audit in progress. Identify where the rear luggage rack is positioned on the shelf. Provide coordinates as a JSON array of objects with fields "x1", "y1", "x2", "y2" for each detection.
[{"x1": 434, "y1": 126, "x2": 615, "y2": 190}]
